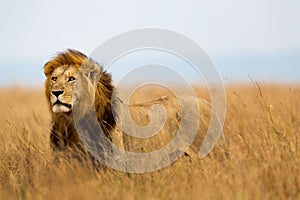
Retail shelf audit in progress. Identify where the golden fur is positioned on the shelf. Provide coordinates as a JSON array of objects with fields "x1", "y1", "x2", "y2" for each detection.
[{"x1": 44, "y1": 49, "x2": 210, "y2": 164}]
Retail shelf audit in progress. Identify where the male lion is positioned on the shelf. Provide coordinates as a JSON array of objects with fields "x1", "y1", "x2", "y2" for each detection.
[{"x1": 44, "y1": 49, "x2": 211, "y2": 168}]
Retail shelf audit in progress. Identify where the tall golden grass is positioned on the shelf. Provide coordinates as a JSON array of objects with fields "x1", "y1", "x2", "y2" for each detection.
[{"x1": 0, "y1": 84, "x2": 299, "y2": 199}]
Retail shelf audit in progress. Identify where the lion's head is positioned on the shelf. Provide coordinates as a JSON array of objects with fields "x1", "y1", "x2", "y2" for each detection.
[{"x1": 44, "y1": 49, "x2": 112, "y2": 115}]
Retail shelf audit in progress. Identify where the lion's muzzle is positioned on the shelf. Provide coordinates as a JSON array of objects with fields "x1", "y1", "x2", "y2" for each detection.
[{"x1": 51, "y1": 90, "x2": 72, "y2": 113}]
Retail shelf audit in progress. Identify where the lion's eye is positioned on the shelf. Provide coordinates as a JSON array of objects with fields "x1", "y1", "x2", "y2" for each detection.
[
  {"x1": 68, "y1": 76, "x2": 76, "y2": 82},
  {"x1": 51, "y1": 77, "x2": 57, "y2": 82}
]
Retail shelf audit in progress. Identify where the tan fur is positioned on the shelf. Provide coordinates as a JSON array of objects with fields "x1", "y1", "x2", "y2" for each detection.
[{"x1": 44, "y1": 49, "x2": 211, "y2": 164}]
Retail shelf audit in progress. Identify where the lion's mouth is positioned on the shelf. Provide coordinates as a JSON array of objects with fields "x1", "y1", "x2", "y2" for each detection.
[{"x1": 54, "y1": 100, "x2": 72, "y2": 109}]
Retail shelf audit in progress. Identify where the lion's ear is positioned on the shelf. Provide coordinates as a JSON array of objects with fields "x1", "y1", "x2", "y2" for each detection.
[
  {"x1": 79, "y1": 60, "x2": 101, "y2": 86},
  {"x1": 87, "y1": 65, "x2": 101, "y2": 88},
  {"x1": 88, "y1": 64, "x2": 101, "y2": 83}
]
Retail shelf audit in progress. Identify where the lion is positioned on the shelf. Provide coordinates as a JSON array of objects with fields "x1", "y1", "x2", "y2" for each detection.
[{"x1": 44, "y1": 49, "x2": 211, "y2": 168}]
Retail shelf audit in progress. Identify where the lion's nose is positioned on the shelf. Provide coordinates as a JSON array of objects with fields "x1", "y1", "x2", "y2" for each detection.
[{"x1": 52, "y1": 90, "x2": 64, "y2": 97}]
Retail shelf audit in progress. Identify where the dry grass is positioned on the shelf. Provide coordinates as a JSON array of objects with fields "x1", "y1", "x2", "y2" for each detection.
[{"x1": 0, "y1": 84, "x2": 299, "y2": 200}]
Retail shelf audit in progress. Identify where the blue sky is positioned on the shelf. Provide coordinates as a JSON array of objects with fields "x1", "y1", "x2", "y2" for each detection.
[{"x1": 0, "y1": 0, "x2": 299, "y2": 86}]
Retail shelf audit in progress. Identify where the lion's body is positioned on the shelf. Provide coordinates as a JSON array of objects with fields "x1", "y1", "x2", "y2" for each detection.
[
  {"x1": 44, "y1": 49, "x2": 210, "y2": 165},
  {"x1": 122, "y1": 96, "x2": 210, "y2": 157}
]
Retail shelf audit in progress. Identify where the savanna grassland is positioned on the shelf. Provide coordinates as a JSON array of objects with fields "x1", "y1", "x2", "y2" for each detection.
[{"x1": 0, "y1": 84, "x2": 299, "y2": 200}]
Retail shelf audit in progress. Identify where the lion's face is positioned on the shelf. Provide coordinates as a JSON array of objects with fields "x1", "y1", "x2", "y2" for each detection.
[
  {"x1": 44, "y1": 49, "x2": 103, "y2": 115},
  {"x1": 48, "y1": 65, "x2": 78, "y2": 113}
]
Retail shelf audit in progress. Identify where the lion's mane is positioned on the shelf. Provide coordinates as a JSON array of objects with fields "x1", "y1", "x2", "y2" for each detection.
[{"x1": 44, "y1": 49, "x2": 116, "y2": 157}]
